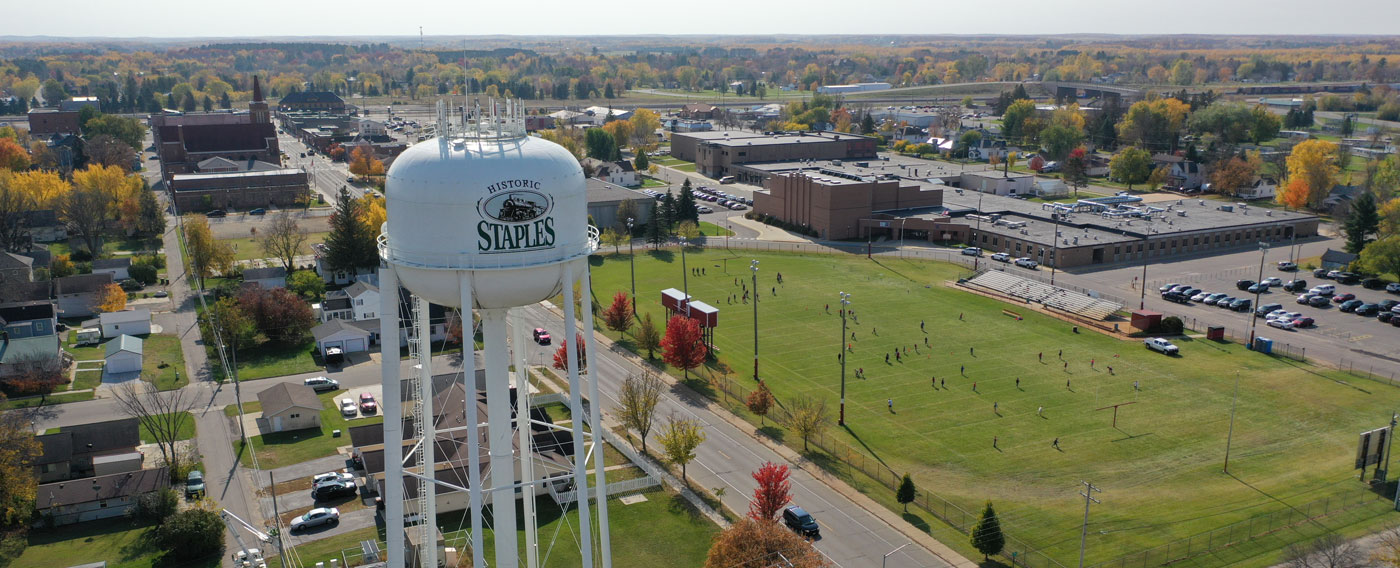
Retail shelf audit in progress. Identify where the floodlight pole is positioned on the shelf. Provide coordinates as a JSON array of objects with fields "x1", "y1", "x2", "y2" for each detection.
[
  {"x1": 838, "y1": 291, "x2": 851, "y2": 426},
  {"x1": 627, "y1": 218, "x2": 636, "y2": 315},
  {"x1": 1224, "y1": 371, "x2": 1240, "y2": 474},
  {"x1": 1379, "y1": 412, "x2": 1397, "y2": 483},
  {"x1": 1247, "y1": 242, "x2": 1269, "y2": 346},
  {"x1": 751, "y1": 259, "x2": 760, "y2": 382},
  {"x1": 1078, "y1": 481, "x2": 1101, "y2": 568},
  {"x1": 1050, "y1": 206, "x2": 1062, "y2": 286},
  {"x1": 1138, "y1": 230, "x2": 1151, "y2": 310}
]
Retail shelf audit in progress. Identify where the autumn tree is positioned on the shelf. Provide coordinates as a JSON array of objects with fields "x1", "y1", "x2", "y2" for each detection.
[
  {"x1": 552, "y1": 333, "x2": 587, "y2": 371},
  {"x1": 1063, "y1": 147, "x2": 1089, "y2": 196},
  {"x1": 60, "y1": 182, "x2": 114, "y2": 254},
  {"x1": 600, "y1": 227, "x2": 625, "y2": 253},
  {"x1": 95, "y1": 282, "x2": 127, "y2": 313},
  {"x1": 0, "y1": 405, "x2": 40, "y2": 528},
  {"x1": 787, "y1": 395, "x2": 829, "y2": 452},
  {"x1": 85, "y1": 134, "x2": 138, "y2": 170},
  {"x1": 1286, "y1": 139, "x2": 1340, "y2": 209},
  {"x1": 602, "y1": 291, "x2": 634, "y2": 333},
  {"x1": 602, "y1": 119, "x2": 631, "y2": 154},
  {"x1": 636, "y1": 312, "x2": 661, "y2": 359},
  {"x1": 628, "y1": 108, "x2": 661, "y2": 148},
  {"x1": 971, "y1": 500, "x2": 1006, "y2": 560},
  {"x1": 704, "y1": 518, "x2": 829, "y2": 568},
  {"x1": 348, "y1": 146, "x2": 385, "y2": 179},
  {"x1": 661, "y1": 314, "x2": 707, "y2": 380},
  {"x1": 1116, "y1": 97, "x2": 1190, "y2": 150},
  {"x1": 748, "y1": 462, "x2": 792, "y2": 522},
  {"x1": 238, "y1": 286, "x2": 316, "y2": 343},
  {"x1": 258, "y1": 211, "x2": 309, "y2": 271},
  {"x1": 618, "y1": 370, "x2": 663, "y2": 454},
  {"x1": 1210, "y1": 153, "x2": 1262, "y2": 197},
  {"x1": 1380, "y1": 198, "x2": 1400, "y2": 236},
  {"x1": 112, "y1": 382, "x2": 196, "y2": 481},
  {"x1": 656, "y1": 413, "x2": 705, "y2": 485},
  {"x1": 897, "y1": 473, "x2": 917, "y2": 512},
  {"x1": 746, "y1": 381, "x2": 775, "y2": 426},
  {"x1": 50, "y1": 253, "x2": 75, "y2": 277},
  {"x1": 1109, "y1": 147, "x2": 1153, "y2": 190},
  {"x1": 183, "y1": 214, "x2": 234, "y2": 286},
  {"x1": 1000, "y1": 99, "x2": 1037, "y2": 142},
  {"x1": 0, "y1": 137, "x2": 30, "y2": 171},
  {"x1": 1359, "y1": 236, "x2": 1400, "y2": 280}
]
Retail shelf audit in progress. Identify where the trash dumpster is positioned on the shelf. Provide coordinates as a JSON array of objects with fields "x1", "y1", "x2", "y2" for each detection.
[
  {"x1": 1253, "y1": 337, "x2": 1273, "y2": 354},
  {"x1": 1206, "y1": 326, "x2": 1225, "y2": 340}
]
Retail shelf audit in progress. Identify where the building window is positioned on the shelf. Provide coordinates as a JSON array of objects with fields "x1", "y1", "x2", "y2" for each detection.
[
  {"x1": 290, "y1": 413, "x2": 300, "y2": 419},
  {"x1": 99, "y1": 501, "x2": 107, "y2": 508},
  {"x1": 356, "y1": 299, "x2": 363, "y2": 305}
]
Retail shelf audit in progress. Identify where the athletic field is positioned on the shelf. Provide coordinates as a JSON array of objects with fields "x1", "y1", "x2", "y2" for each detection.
[{"x1": 586, "y1": 247, "x2": 1399, "y2": 566}]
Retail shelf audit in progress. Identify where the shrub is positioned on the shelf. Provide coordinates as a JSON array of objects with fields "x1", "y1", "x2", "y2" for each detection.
[
  {"x1": 132, "y1": 488, "x2": 178, "y2": 523},
  {"x1": 1157, "y1": 316, "x2": 1185, "y2": 335},
  {"x1": 156, "y1": 508, "x2": 224, "y2": 561},
  {"x1": 128, "y1": 263, "x2": 158, "y2": 285}
]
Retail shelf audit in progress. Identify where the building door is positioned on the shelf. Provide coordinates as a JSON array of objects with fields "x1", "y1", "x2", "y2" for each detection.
[
  {"x1": 273, "y1": 416, "x2": 283, "y2": 432},
  {"x1": 1092, "y1": 248, "x2": 1105, "y2": 263}
]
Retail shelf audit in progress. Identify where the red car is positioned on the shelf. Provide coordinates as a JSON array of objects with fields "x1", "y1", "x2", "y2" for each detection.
[
  {"x1": 1292, "y1": 317, "x2": 1315, "y2": 328},
  {"x1": 533, "y1": 328, "x2": 551, "y2": 345},
  {"x1": 359, "y1": 392, "x2": 377, "y2": 414},
  {"x1": 1332, "y1": 293, "x2": 1356, "y2": 303}
]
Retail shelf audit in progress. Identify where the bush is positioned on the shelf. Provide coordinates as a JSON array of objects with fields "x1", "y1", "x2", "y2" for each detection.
[
  {"x1": 70, "y1": 249, "x2": 94, "y2": 262},
  {"x1": 131, "y1": 488, "x2": 178, "y2": 523},
  {"x1": 129, "y1": 263, "x2": 158, "y2": 285},
  {"x1": 1156, "y1": 316, "x2": 1185, "y2": 335},
  {"x1": 156, "y1": 508, "x2": 224, "y2": 562}
]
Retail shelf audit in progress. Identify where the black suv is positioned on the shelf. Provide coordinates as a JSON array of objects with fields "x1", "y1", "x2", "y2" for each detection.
[
  {"x1": 1336, "y1": 272, "x2": 1362, "y2": 285},
  {"x1": 1283, "y1": 279, "x2": 1308, "y2": 292},
  {"x1": 1236, "y1": 280, "x2": 1256, "y2": 291},
  {"x1": 311, "y1": 479, "x2": 358, "y2": 501},
  {"x1": 782, "y1": 506, "x2": 820, "y2": 538},
  {"x1": 1314, "y1": 268, "x2": 1331, "y2": 278}
]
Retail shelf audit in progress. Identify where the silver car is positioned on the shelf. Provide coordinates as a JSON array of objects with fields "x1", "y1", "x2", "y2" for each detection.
[{"x1": 289, "y1": 507, "x2": 339, "y2": 531}]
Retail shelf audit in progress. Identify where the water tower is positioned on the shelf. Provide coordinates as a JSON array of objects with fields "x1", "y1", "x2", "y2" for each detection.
[{"x1": 378, "y1": 99, "x2": 612, "y2": 568}]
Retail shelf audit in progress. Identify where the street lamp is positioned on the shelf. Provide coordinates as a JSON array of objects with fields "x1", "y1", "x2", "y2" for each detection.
[
  {"x1": 1138, "y1": 229, "x2": 1155, "y2": 310},
  {"x1": 838, "y1": 291, "x2": 851, "y2": 426},
  {"x1": 1247, "y1": 241, "x2": 1269, "y2": 346},
  {"x1": 627, "y1": 217, "x2": 636, "y2": 316},
  {"x1": 751, "y1": 259, "x2": 759, "y2": 382},
  {"x1": 883, "y1": 543, "x2": 911, "y2": 568}
]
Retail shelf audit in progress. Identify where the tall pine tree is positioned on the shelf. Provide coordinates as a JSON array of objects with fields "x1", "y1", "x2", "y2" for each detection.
[
  {"x1": 324, "y1": 188, "x2": 378, "y2": 274},
  {"x1": 659, "y1": 190, "x2": 678, "y2": 230},
  {"x1": 1343, "y1": 189, "x2": 1379, "y2": 254},
  {"x1": 644, "y1": 215, "x2": 667, "y2": 248},
  {"x1": 678, "y1": 185, "x2": 699, "y2": 224},
  {"x1": 971, "y1": 500, "x2": 1006, "y2": 560}
]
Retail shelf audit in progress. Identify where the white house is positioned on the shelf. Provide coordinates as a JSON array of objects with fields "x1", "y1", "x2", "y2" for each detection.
[
  {"x1": 1235, "y1": 178, "x2": 1278, "y2": 201},
  {"x1": 91, "y1": 258, "x2": 131, "y2": 281},
  {"x1": 312, "y1": 243, "x2": 378, "y2": 286},
  {"x1": 319, "y1": 280, "x2": 379, "y2": 323},
  {"x1": 103, "y1": 335, "x2": 143, "y2": 375},
  {"x1": 243, "y1": 266, "x2": 288, "y2": 289},
  {"x1": 582, "y1": 158, "x2": 639, "y2": 187},
  {"x1": 358, "y1": 119, "x2": 387, "y2": 137},
  {"x1": 34, "y1": 467, "x2": 169, "y2": 526},
  {"x1": 311, "y1": 319, "x2": 371, "y2": 356},
  {"x1": 99, "y1": 309, "x2": 151, "y2": 338}
]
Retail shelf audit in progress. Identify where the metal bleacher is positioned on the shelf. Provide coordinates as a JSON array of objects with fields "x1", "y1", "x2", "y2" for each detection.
[{"x1": 965, "y1": 271, "x2": 1122, "y2": 321}]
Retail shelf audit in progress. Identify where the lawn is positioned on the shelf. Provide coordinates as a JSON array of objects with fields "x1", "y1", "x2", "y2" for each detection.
[
  {"x1": 696, "y1": 221, "x2": 735, "y2": 237},
  {"x1": 586, "y1": 247, "x2": 1400, "y2": 566},
  {"x1": 226, "y1": 338, "x2": 321, "y2": 382},
  {"x1": 218, "y1": 231, "x2": 329, "y2": 262},
  {"x1": 275, "y1": 489, "x2": 717, "y2": 568},
  {"x1": 7, "y1": 521, "x2": 220, "y2": 568},
  {"x1": 48, "y1": 236, "x2": 164, "y2": 258},
  {"x1": 638, "y1": 175, "x2": 669, "y2": 188},
  {"x1": 653, "y1": 155, "x2": 697, "y2": 172},
  {"x1": 0, "y1": 391, "x2": 94, "y2": 410},
  {"x1": 236, "y1": 390, "x2": 383, "y2": 469},
  {"x1": 63, "y1": 333, "x2": 187, "y2": 390}
]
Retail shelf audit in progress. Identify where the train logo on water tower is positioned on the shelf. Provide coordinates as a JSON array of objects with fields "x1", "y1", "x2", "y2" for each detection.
[{"x1": 477, "y1": 180, "x2": 557, "y2": 253}]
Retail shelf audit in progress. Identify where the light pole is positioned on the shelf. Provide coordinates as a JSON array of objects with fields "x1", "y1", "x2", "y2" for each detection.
[
  {"x1": 838, "y1": 291, "x2": 851, "y2": 426},
  {"x1": 751, "y1": 259, "x2": 759, "y2": 382},
  {"x1": 627, "y1": 217, "x2": 636, "y2": 316},
  {"x1": 1247, "y1": 242, "x2": 1269, "y2": 346},
  {"x1": 883, "y1": 543, "x2": 911, "y2": 568},
  {"x1": 1050, "y1": 205, "x2": 1062, "y2": 286},
  {"x1": 899, "y1": 218, "x2": 907, "y2": 249},
  {"x1": 1223, "y1": 371, "x2": 1239, "y2": 473},
  {"x1": 974, "y1": 193, "x2": 984, "y2": 271},
  {"x1": 1138, "y1": 230, "x2": 1153, "y2": 310},
  {"x1": 1078, "y1": 481, "x2": 1101, "y2": 568}
]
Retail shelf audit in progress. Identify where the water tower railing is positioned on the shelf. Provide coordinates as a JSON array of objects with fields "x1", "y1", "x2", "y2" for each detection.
[{"x1": 377, "y1": 227, "x2": 599, "y2": 270}]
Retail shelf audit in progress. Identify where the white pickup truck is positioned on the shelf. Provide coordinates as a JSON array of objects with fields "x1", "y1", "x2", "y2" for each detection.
[{"x1": 1144, "y1": 337, "x2": 1180, "y2": 355}]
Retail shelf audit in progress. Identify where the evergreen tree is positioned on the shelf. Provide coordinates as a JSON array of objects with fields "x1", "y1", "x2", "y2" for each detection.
[
  {"x1": 202, "y1": 95, "x2": 213, "y2": 112},
  {"x1": 1343, "y1": 190, "x2": 1379, "y2": 254},
  {"x1": 860, "y1": 112, "x2": 875, "y2": 135},
  {"x1": 219, "y1": 91, "x2": 232, "y2": 109},
  {"x1": 136, "y1": 185, "x2": 164, "y2": 236},
  {"x1": 1341, "y1": 114, "x2": 1355, "y2": 137},
  {"x1": 1011, "y1": 83, "x2": 1030, "y2": 101},
  {"x1": 971, "y1": 501, "x2": 1006, "y2": 560},
  {"x1": 166, "y1": 92, "x2": 177, "y2": 109},
  {"x1": 896, "y1": 473, "x2": 916, "y2": 513},
  {"x1": 181, "y1": 92, "x2": 196, "y2": 112},
  {"x1": 678, "y1": 186, "x2": 699, "y2": 224},
  {"x1": 660, "y1": 190, "x2": 678, "y2": 230},
  {"x1": 604, "y1": 83, "x2": 615, "y2": 99},
  {"x1": 644, "y1": 216, "x2": 667, "y2": 248},
  {"x1": 324, "y1": 188, "x2": 378, "y2": 273}
]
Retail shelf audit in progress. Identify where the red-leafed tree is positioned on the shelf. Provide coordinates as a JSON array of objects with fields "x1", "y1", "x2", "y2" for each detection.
[
  {"x1": 552, "y1": 333, "x2": 587, "y2": 371},
  {"x1": 237, "y1": 286, "x2": 315, "y2": 344},
  {"x1": 602, "y1": 291, "x2": 634, "y2": 333},
  {"x1": 748, "y1": 462, "x2": 792, "y2": 522},
  {"x1": 661, "y1": 314, "x2": 707, "y2": 380}
]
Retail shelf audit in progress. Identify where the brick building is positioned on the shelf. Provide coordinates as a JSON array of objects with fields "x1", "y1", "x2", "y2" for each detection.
[
  {"x1": 670, "y1": 130, "x2": 878, "y2": 179},
  {"x1": 277, "y1": 91, "x2": 347, "y2": 114},
  {"x1": 754, "y1": 169, "x2": 960, "y2": 241},
  {"x1": 26, "y1": 109, "x2": 80, "y2": 137},
  {"x1": 154, "y1": 78, "x2": 279, "y2": 182},
  {"x1": 171, "y1": 169, "x2": 310, "y2": 212}
]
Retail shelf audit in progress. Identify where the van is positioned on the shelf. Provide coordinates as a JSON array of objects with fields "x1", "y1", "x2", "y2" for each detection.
[{"x1": 719, "y1": 176, "x2": 737, "y2": 184}]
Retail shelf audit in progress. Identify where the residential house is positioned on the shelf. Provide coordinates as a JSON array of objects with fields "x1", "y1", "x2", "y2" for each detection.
[
  {"x1": 103, "y1": 335, "x2": 143, "y2": 375},
  {"x1": 32, "y1": 418, "x2": 141, "y2": 483},
  {"x1": 54, "y1": 273, "x2": 115, "y2": 318},
  {"x1": 1321, "y1": 185, "x2": 1365, "y2": 216},
  {"x1": 256, "y1": 382, "x2": 323, "y2": 432},
  {"x1": 311, "y1": 243, "x2": 377, "y2": 286},
  {"x1": 680, "y1": 103, "x2": 717, "y2": 120},
  {"x1": 318, "y1": 280, "x2": 379, "y2": 323},
  {"x1": 311, "y1": 319, "x2": 372, "y2": 357},
  {"x1": 13, "y1": 210, "x2": 67, "y2": 243},
  {"x1": 243, "y1": 266, "x2": 288, "y2": 289},
  {"x1": 34, "y1": 467, "x2": 169, "y2": 526},
  {"x1": 0, "y1": 252, "x2": 33, "y2": 284},
  {"x1": 0, "y1": 279, "x2": 51, "y2": 304},
  {"x1": 581, "y1": 158, "x2": 639, "y2": 187},
  {"x1": 0, "y1": 300, "x2": 61, "y2": 378},
  {"x1": 99, "y1": 308, "x2": 151, "y2": 338},
  {"x1": 1235, "y1": 178, "x2": 1278, "y2": 201},
  {"x1": 45, "y1": 134, "x2": 86, "y2": 177},
  {"x1": 1320, "y1": 248, "x2": 1359, "y2": 270},
  {"x1": 91, "y1": 258, "x2": 131, "y2": 281},
  {"x1": 966, "y1": 138, "x2": 1016, "y2": 162},
  {"x1": 1152, "y1": 154, "x2": 1205, "y2": 190},
  {"x1": 895, "y1": 126, "x2": 928, "y2": 143}
]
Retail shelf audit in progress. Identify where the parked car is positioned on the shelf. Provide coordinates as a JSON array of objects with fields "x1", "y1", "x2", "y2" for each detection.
[
  {"x1": 1203, "y1": 293, "x2": 1228, "y2": 305},
  {"x1": 185, "y1": 470, "x2": 205, "y2": 498},
  {"x1": 1267, "y1": 318, "x2": 1296, "y2": 330},
  {"x1": 1163, "y1": 292, "x2": 1191, "y2": 304},
  {"x1": 1308, "y1": 295, "x2": 1331, "y2": 308},
  {"x1": 729, "y1": 203, "x2": 747, "y2": 211},
  {"x1": 1388, "y1": 282, "x2": 1400, "y2": 294},
  {"x1": 1247, "y1": 283, "x2": 1267, "y2": 294},
  {"x1": 205, "y1": 209, "x2": 227, "y2": 218},
  {"x1": 1339, "y1": 299, "x2": 1364, "y2": 312},
  {"x1": 324, "y1": 346, "x2": 344, "y2": 366},
  {"x1": 961, "y1": 247, "x2": 982, "y2": 256},
  {"x1": 1014, "y1": 257, "x2": 1039, "y2": 269},
  {"x1": 1314, "y1": 268, "x2": 1332, "y2": 278},
  {"x1": 1191, "y1": 291, "x2": 1211, "y2": 302},
  {"x1": 1261, "y1": 277, "x2": 1283, "y2": 287},
  {"x1": 1254, "y1": 303, "x2": 1284, "y2": 318},
  {"x1": 1160, "y1": 283, "x2": 1182, "y2": 293},
  {"x1": 153, "y1": 290, "x2": 169, "y2": 298},
  {"x1": 359, "y1": 393, "x2": 378, "y2": 414},
  {"x1": 1393, "y1": 315, "x2": 1400, "y2": 327},
  {"x1": 312, "y1": 479, "x2": 358, "y2": 501},
  {"x1": 1308, "y1": 285, "x2": 1336, "y2": 296},
  {"x1": 1355, "y1": 303, "x2": 1381, "y2": 316},
  {"x1": 1379, "y1": 300, "x2": 1400, "y2": 312},
  {"x1": 304, "y1": 376, "x2": 340, "y2": 392},
  {"x1": 1145, "y1": 337, "x2": 1180, "y2": 355},
  {"x1": 1216, "y1": 296, "x2": 1236, "y2": 308},
  {"x1": 1327, "y1": 270, "x2": 1344, "y2": 279},
  {"x1": 312, "y1": 471, "x2": 355, "y2": 485},
  {"x1": 1277, "y1": 261, "x2": 1298, "y2": 271},
  {"x1": 1362, "y1": 278, "x2": 1389, "y2": 290},
  {"x1": 991, "y1": 252, "x2": 1011, "y2": 262},
  {"x1": 1236, "y1": 279, "x2": 1256, "y2": 290},
  {"x1": 1229, "y1": 298, "x2": 1253, "y2": 311},
  {"x1": 533, "y1": 328, "x2": 551, "y2": 345},
  {"x1": 290, "y1": 508, "x2": 340, "y2": 531},
  {"x1": 1283, "y1": 279, "x2": 1308, "y2": 292},
  {"x1": 1293, "y1": 317, "x2": 1315, "y2": 327},
  {"x1": 248, "y1": 208, "x2": 267, "y2": 216},
  {"x1": 1331, "y1": 293, "x2": 1356, "y2": 304},
  {"x1": 1297, "y1": 293, "x2": 1315, "y2": 305},
  {"x1": 340, "y1": 398, "x2": 357, "y2": 417},
  {"x1": 1336, "y1": 273, "x2": 1362, "y2": 285},
  {"x1": 1379, "y1": 312, "x2": 1396, "y2": 324},
  {"x1": 782, "y1": 505, "x2": 820, "y2": 537},
  {"x1": 696, "y1": 206, "x2": 713, "y2": 214}
]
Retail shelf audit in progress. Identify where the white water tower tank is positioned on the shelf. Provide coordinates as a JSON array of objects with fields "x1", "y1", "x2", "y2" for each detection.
[{"x1": 382, "y1": 106, "x2": 591, "y2": 309}]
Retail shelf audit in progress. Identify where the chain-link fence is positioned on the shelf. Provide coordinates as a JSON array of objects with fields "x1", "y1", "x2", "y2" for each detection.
[{"x1": 1337, "y1": 357, "x2": 1400, "y2": 387}]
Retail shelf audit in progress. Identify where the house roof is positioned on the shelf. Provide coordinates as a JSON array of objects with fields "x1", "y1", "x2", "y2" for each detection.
[
  {"x1": 91, "y1": 258, "x2": 131, "y2": 270},
  {"x1": 312, "y1": 319, "x2": 370, "y2": 342},
  {"x1": 684, "y1": 103, "x2": 717, "y2": 112},
  {"x1": 55, "y1": 273, "x2": 114, "y2": 295},
  {"x1": 0, "y1": 300, "x2": 56, "y2": 324},
  {"x1": 243, "y1": 266, "x2": 287, "y2": 281},
  {"x1": 0, "y1": 335, "x2": 58, "y2": 365},
  {"x1": 1, "y1": 252, "x2": 33, "y2": 270},
  {"x1": 105, "y1": 334, "x2": 143, "y2": 357},
  {"x1": 36, "y1": 418, "x2": 141, "y2": 465},
  {"x1": 256, "y1": 382, "x2": 322, "y2": 417},
  {"x1": 322, "y1": 297, "x2": 352, "y2": 312},
  {"x1": 17, "y1": 209, "x2": 60, "y2": 227},
  {"x1": 343, "y1": 280, "x2": 378, "y2": 298},
  {"x1": 99, "y1": 308, "x2": 150, "y2": 326},
  {"x1": 0, "y1": 281, "x2": 51, "y2": 303},
  {"x1": 585, "y1": 178, "x2": 651, "y2": 205},
  {"x1": 36, "y1": 467, "x2": 169, "y2": 509},
  {"x1": 1320, "y1": 249, "x2": 1359, "y2": 265},
  {"x1": 165, "y1": 122, "x2": 276, "y2": 153},
  {"x1": 278, "y1": 91, "x2": 345, "y2": 106}
]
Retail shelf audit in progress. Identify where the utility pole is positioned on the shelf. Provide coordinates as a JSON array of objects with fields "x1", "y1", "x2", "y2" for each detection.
[
  {"x1": 838, "y1": 291, "x2": 851, "y2": 426},
  {"x1": 1224, "y1": 371, "x2": 1240, "y2": 473},
  {"x1": 1078, "y1": 481, "x2": 1101, "y2": 568},
  {"x1": 1138, "y1": 230, "x2": 1152, "y2": 310},
  {"x1": 626, "y1": 218, "x2": 636, "y2": 316},
  {"x1": 1247, "y1": 242, "x2": 1269, "y2": 346}
]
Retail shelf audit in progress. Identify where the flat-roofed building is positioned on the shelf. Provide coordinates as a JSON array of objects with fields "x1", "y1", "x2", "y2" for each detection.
[
  {"x1": 755, "y1": 169, "x2": 962, "y2": 241},
  {"x1": 670, "y1": 130, "x2": 878, "y2": 179},
  {"x1": 171, "y1": 168, "x2": 310, "y2": 212}
]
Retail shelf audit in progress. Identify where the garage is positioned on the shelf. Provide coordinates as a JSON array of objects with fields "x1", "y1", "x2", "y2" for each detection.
[
  {"x1": 103, "y1": 335, "x2": 143, "y2": 376},
  {"x1": 311, "y1": 320, "x2": 371, "y2": 357}
]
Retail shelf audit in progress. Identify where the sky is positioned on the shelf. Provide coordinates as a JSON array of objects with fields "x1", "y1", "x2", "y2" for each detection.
[{"x1": 3, "y1": 0, "x2": 1400, "y2": 38}]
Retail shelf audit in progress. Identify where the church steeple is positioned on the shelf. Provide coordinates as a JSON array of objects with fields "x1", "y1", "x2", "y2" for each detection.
[{"x1": 248, "y1": 75, "x2": 269, "y2": 124}]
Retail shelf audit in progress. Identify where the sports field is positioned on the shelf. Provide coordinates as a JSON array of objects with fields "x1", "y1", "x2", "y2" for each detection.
[{"x1": 586, "y1": 247, "x2": 1399, "y2": 566}]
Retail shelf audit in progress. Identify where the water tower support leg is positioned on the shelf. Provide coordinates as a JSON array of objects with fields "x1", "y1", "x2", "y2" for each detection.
[
  {"x1": 580, "y1": 269, "x2": 613, "y2": 567},
  {"x1": 562, "y1": 264, "x2": 596, "y2": 568},
  {"x1": 379, "y1": 266, "x2": 405, "y2": 568},
  {"x1": 511, "y1": 308, "x2": 540, "y2": 568},
  {"x1": 482, "y1": 308, "x2": 519, "y2": 568},
  {"x1": 459, "y1": 274, "x2": 485, "y2": 568}
]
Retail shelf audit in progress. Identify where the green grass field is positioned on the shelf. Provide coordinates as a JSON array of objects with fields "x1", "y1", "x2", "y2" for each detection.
[
  {"x1": 218, "y1": 232, "x2": 329, "y2": 262},
  {"x1": 586, "y1": 247, "x2": 1400, "y2": 566},
  {"x1": 7, "y1": 521, "x2": 219, "y2": 568}
]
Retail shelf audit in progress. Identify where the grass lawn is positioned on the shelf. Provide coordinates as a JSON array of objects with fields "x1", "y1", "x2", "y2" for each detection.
[
  {"x1": 236, "y1": 390, "x2": 383, "y2": 469},
  {"x1": 638, "y1": 176, "x2": 669, "y2": 188},
  {"x1": 653, "y1": 156, "x2": 697, "y2": 172},
  {"x1": 586, "y1": 247, "x2": 1400, "y2": 565},
  {"x1": 225, "y1": 400, "x2": 262, "y2": 416},
  {"x1": 141, "y1": 334, "x2": 187, "y2": 390},
  {"x1": 8, "y1": 521, "x2": 220, "y2": 568},
  {"x1": 48, "y1": 236, "x2": 164, "y2": 259},
  {"x1": 227, "y1": 339, "x2": 321, "y2": 382},
  {"x1": 70, "y1": 369, "x2": 103, "y2": 390},
  {"x1": 0, "y1": 391, "x2": 94, "y2": 410},
  {"x1": 696, "y1": 221, "x2": 734, "y2": 237},
  {"x1": 218, "y1": 231, "x2": 329, "y2": 262}
]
